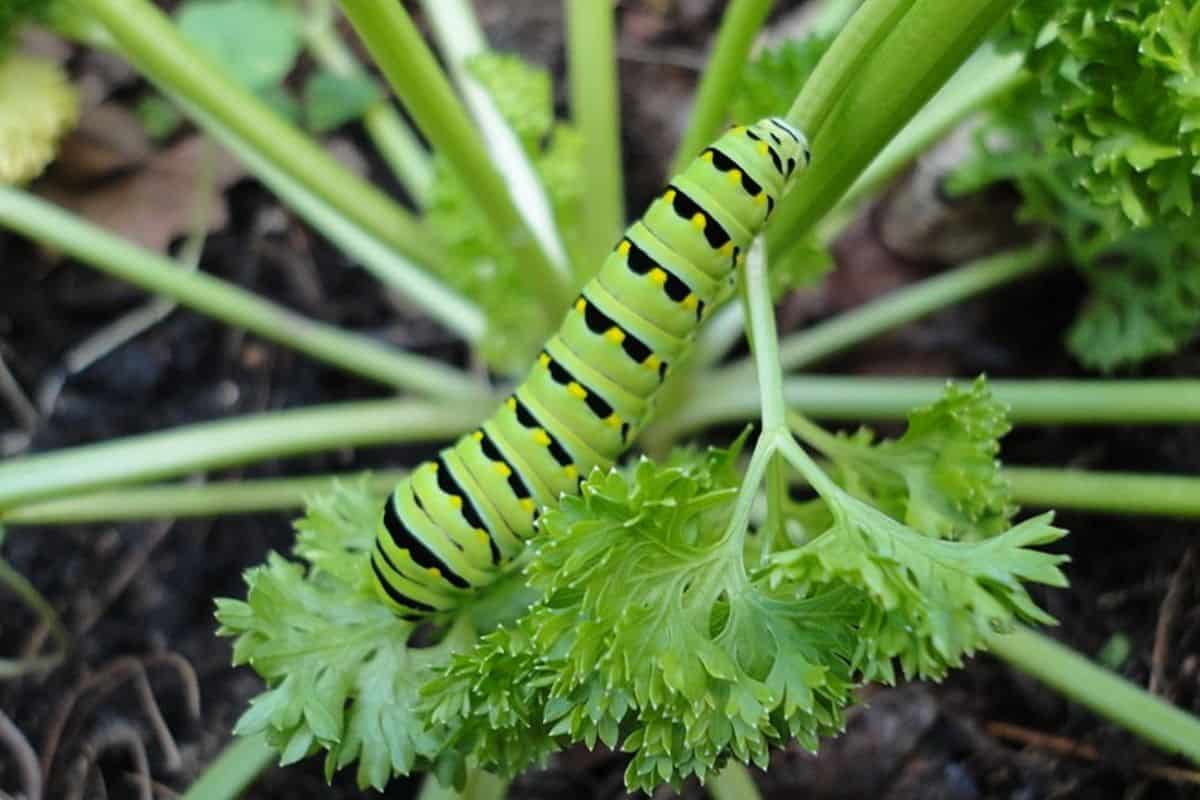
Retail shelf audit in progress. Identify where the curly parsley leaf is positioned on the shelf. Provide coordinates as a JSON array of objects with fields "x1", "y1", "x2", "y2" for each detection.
[
  {"x1": 215, "y1": 479, "x2": 459, "y2": 791},
  {"x1": 426, "y1": 52, "x2": 585, "y2": 374},
  {"x1": 0, "y1": 53, "x2": 78, "y2": 185},
  {"x1": 423, "y1": 445, "x2": 862, "y2": 792},
  {"x1": 730, "y1": 35, "x2": 830, "y2": 125},
  {"x1": 809, "y1": 377, "x2": 1017, "y2": 541}
]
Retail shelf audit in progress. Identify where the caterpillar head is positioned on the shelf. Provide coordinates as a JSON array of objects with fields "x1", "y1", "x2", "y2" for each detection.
[{"x1": 746, "y1": 117, "x2": 810, "y2": 183}]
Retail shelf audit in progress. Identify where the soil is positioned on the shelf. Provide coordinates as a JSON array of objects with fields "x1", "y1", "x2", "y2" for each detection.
[{"x1": 2, "y1": 1, "x2": 1199, "y2": 799}]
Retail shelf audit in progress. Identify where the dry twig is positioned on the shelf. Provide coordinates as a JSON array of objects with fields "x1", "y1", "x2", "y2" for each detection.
[{"x1": 0, "y1": 708, "x2": 42, "y2": 800}]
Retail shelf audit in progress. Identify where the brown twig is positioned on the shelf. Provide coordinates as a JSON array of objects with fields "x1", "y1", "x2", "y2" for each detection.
[
  {"x1": 0, "y1": 708, "x2": 42, "y2": 800},
  {"x1": 40, "y1": 652, "x2": 200, "y2": 781},
  {"x1": 75, "y1": 518, "x2": 174, "y2": 635},
  {"x1": 1151, "y1": 548, "x2": 1197, "y2": 698},
  {"x1": 986, "y1": 720, "x2": 1200, "y2": 786},
  {"x1": 65, "y1": 720, "x2": 152, "y2": 800}
]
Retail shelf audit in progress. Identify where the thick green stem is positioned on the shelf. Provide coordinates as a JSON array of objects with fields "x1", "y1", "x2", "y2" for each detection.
[
  {"x1": 772, "y1": 0, "x2": 1020, "y2": 257},
  {"x1": 420, "y1": 0, "x2": 571, "y2": 274},
  {"x1": 565, "y1": 0, "x2": 625, "y2": 268},
  {"x1": 1007, "y1": 468, "x2": 1200, "y2": 519},
  {"x1": 0, "y1": 471, "x2": 407, "y2": 525},
  {"x1": 0, "y1": 400, "x2": 483, "y2": 510},
  {"x1": 75, "y1": 0, "x2": 444, "y2": 271},
  {"x1": 988, "y1": 626, "x2": 1200, "y2": 765},
  {"x1": 670, "y1": 0, "x2": 774, "y2": 174},
  {"x1": 338, "y1": 0, "x2": 570, "y2": 318},
  {"x1": 663, "y1": 377, "x2": 1200, "y2": 438},
  {"x1": 181, "y1": 733, "x2": 276, "y2": 800},
  {"x1": 787, "y1": 0, "x2": 914, "y2": 139},
  {"x1": 707, "y1": 763, "x2": 763, "y2": 800},
  {"x1": 714, "y1": 242, "x2": 1058, "y2": 385},
  {"x1": 174, "y1": 97, "x2": 482, "y2": 341},
  {"x1": 0, "y1": 188, "x2": 485, "y2": 401}
]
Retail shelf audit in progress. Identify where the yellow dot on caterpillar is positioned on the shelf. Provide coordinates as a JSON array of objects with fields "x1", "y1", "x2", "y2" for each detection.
[
  {"x1": 505, "y1": 396, "x2": 517, "y2": 411},
  {"x1": 538, "y1": 353, "x2": 551, "y2": 367},
  {"x1": 617, "y1": 240, "x2": 631, "y2": 257},
  {"x1": 567, "y1": 381, "x2": 587, "y2": 399},
  {"x1": 664, "y1": 189, "x2": 677, "y2": 203},
  {"x1": 644, "y1": 354, "x2": 662, "y2": 371},
  {"x1": 648, "y1": 268, "x2": 667, "y2": 286},
  {"x1": 737, "y1": 253, "x2": 747, "y2": 266},
  {"x1": 605, "y1": 414, "x2": 622, "y2": 429},
  {"x1": 604, "y1": 327, "x2": 626, "y2": 344},
  {"x1": 575, "y1": 298, "x2": 587, "y2": 313},
  {"x1": 519, "y1": 498, "x2": 536, "y2": 513},
  {"x1": 701, "y1": 150, "x2": 714, "y2": 162},
  {"x1": 682, "y1": 294, "x2": 698, "y2": 309},
  {"x1": 753, "y1": 192, "x2": 767, "y2": 206},
  {"x1": 719, "y1": 242, "x2": 734, "y2": 256},
  {"x1": 733, "y1": 126, "x2": 747, "y2": 135},
  {"x1": 493, "y1": 462, "x2": 512, "y2": 477},
  {"x1": 563, "y1": 465, "x2": 578, "y2": 480},
  {"x1": 690, "y1": 213, "x2": 706, "y2": 230},
  {"x1": 475, "y1": 530, "x2": 490, "y2": 546},
  {"x1": 427, "y1": 567, "x2": 441, "y2": 578},
  {"x1": 533, "y1": 428, "x2": 551, "y2": 446},
  {"x1": 429, "y1": 461, "x2": 438, "y2": 471},
  {"x1": 449, "y1": 495, "x2": 463, "y2": 509},
  {"x1": 472, "y1": 430, "x2": 484, "y2": 441},
  {"x1": 728, "y1": 169, "x2": 741, "y2": 185},
  {"x1": 757, "y1": 141, "x2": 769, "y2": 156}
]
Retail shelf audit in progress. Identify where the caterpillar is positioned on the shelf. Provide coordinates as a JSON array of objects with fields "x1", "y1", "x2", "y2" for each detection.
[{"x1": 370, "y1": 117, "x2": 810, "y2": 619}]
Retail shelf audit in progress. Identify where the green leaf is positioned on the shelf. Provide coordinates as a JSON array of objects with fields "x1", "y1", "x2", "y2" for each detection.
[
  {"x1": 215, "y1": 479, "x2": 464, "y2": 790},
  {"x1": 422, "y1": 445, "x2": 862, "y2": 792},
  {"x1": 176, "y1": 0, "x2": 300, "y2": 92},
  {"x1": 730, "y1": 36, "x2": 831, "y2": 125},
  {"x1": 809, "y1": 377, "x2": 1017, "y2": 540},
  {"x1": 302, "y1": 70, "x2": 381, "y2": 134},
  {"x1": 134, "y1": 93, "x2": 183, "y2": 141}
]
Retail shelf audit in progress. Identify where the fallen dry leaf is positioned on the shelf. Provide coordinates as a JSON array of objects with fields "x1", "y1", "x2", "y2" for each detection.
[{"x1": 38, "y1": 132, "x2": 245, "y2": 252}]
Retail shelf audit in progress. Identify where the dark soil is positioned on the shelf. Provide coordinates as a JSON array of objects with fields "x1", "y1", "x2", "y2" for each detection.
[{"x1": 2, "y1": 1, "x2": 1199, "y2": 799}]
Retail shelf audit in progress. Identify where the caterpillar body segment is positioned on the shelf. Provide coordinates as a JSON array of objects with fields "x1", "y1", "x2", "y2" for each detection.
[{"x1": 371, "y1": 117, "x2": 809, "y2": 618}]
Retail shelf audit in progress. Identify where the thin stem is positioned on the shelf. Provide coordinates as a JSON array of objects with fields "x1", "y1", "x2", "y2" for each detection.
[
  {"x1": 181, "y1": 733, "x2": 276, "y2": 800},
  {"x1": 0, "y1": 188, "x2": 486, "y2": 401},
  {"x1": 173, "y1": 97, "x2": 483, "y2": 341},
  {"x1": 338, "y1": 0, "x2": 571, "y2": 318},
  {"x1": 301, "y1": 12, "x2": 434, "y2": 205},
  {"x1": 988, "y1": 626, "x2": 1200, "y2": 765},
  {"x1": 0, "y1": 400, "x2": 483, "y2": 510},
  {"x1": 0, "y1": 471, "x2": 408, "y2": 526},
  {"x1": 421, "y1": 0, "x2": 571, "y2": 275},
  {"x1": 0, "y1": 555, "x2": 69, "y2": 677},
  {"x1": 566, "y1": 0, "x2": 626, "y2": 269},
  {"x1": 771, "y1": 0, "x2": 1021, "y2": 257},
  {"x1": 663, "y1": 376, "x2": 1200, "y2": 438},
  {"x1": 707, "y1": 762, "x2": 763, "y2": 800},
  {"x1": 670, "y1": 0, "x2": 774, "y2": 174},
  {"x1": 76, "y1": 0, "x2": 445, "y2": 271},
  {"x1": 742, "y1": 241, "x2": 784, "y2": 431},
  {"x1": 714, "y1": 242, "x2": 1059, "y2": 385},
  {"x1": 1006, "y1": 468, "x2": 1200, "y2": 519}
]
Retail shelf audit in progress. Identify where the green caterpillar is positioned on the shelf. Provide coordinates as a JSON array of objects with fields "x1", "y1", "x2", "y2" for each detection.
[{"x1": 371, "y1": 117, "x2": 809, "y2": 619}]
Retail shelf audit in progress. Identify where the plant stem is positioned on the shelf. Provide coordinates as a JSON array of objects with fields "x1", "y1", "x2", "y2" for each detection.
[
  {"x1": 663, "y1": 376, "x2": 1200, "y2": 438},
  {"x1": 0, "y1": 471, "x2": 408, "y2": 526},
  {"x1": 772, "y1": 0, "x2": 1020, "y2": 257},
  {"x1": 707, "y1": 762, "x2": 763, "y2": 800},
  {"x1": 0, "y1": 188, "x2": 485, "y2": 401},
  {"x1": 0, "y1": 555, "x2": 68, "y2": 677},
  {"x1": 713, "y1": 242, "x2": 1059, "y2": 385},
  {"x1": 338, "y1": 0, "x2": 571, "y2": 318},
  {"x1": 76, "y1": 0, "x2": 444, "y2": 271},
  {"x1": 420, "y1": 0, "x2": 571, "y2": 275},
  {"x1": 181, "y1": 732, "x2": 276, "y2": 800},
  {"x1": 743, "y1": 242, "x2": 785, "y2": 432},
  {"x1": 670, "y1": 0, "x2": 774, "y2": 174},
  {"x1": 988, "y1": 626, "x2": 1200, "y2": 765},
  {"x1": 1007, "y1": 468, "x2": 1200, "y2": 519},
  {"x1": 173, "y1": 97, "x2": 483, "y2": 342},
  {"x1": 787, "y1": 0, "x2": 914, "y2": 140},
  {"x1": 0, "y1": 400, "x2": 483, "y2": 510},
  {"x1": 566, "y1": 0, "x2": 626, "y2": 268}
]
